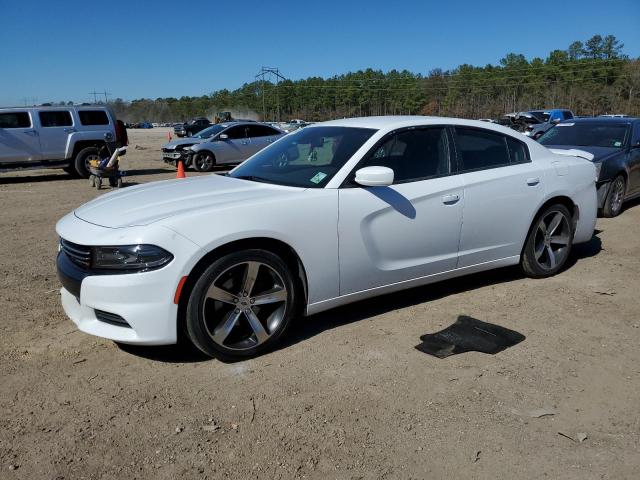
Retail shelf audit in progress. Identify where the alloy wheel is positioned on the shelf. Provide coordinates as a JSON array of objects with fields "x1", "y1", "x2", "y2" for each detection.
[
  {"x1": 610, "y1": 177, "x2": 625, "y2": 215},
  {"x1": 202, "y1": 261, "x2": 288, "y2": 351},
  {"x1": 533, "y1": 210, "x2": 571, "y2": 270},
  {"x1": 195, "y1": 153, "x2": 214, "y2": 171}
]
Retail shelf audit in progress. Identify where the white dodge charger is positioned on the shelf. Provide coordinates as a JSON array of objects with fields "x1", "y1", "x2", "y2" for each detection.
[{"x1": 56, "y1": 116, "x2": 597, "y2": 358}]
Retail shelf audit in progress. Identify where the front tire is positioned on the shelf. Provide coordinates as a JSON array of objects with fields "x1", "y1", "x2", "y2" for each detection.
[
  {"x1": 601, "y1": 175, "x2": 626, "y2": 218},
  {"x1": 193, "y1": 151, "x2": 216, "y2": 172},
  {"x1": 521, "y1": 204, "x2": 574, "y2": 278},
  {"x1": 185, "y1": 250, "x2": 297, "y2": 359}
]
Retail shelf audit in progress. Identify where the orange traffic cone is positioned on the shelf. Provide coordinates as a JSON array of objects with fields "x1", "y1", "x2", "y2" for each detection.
[
  {"x1": 176, "y1": 160, "x2": 186, "y2": 179},
  {"x1": 167, "y1": 131, "x2": 172, "y2": 141}
]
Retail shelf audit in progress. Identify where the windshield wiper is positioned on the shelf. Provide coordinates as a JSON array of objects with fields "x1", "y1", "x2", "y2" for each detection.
[{"x1": 233, "y1": 175, "x2": 272, "y2": 184}]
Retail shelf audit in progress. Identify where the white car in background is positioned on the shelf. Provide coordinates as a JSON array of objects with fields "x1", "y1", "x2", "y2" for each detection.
[{"x1": 56, "y1": 116, "x2": 597, "y2": 358}]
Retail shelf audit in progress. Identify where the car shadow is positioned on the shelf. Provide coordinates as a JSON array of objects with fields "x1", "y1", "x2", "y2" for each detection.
[
  {"x1": 0, "y1": 172, "x2": 73, "y2": 184},
  {"x1": 118, "y1": 231, "x2": 603, "y2": 364}
]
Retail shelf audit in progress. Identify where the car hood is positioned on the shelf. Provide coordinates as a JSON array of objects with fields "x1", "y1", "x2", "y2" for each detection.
[
  {"x1": 162, "y1": 138, "x2": 207, "y2": 149},
  {"x1": 74, "y1": 174, "x2": 304, "y2": 228},
  {"x1": 544, "y1": 145, "x2": 621, "y2": 162}
]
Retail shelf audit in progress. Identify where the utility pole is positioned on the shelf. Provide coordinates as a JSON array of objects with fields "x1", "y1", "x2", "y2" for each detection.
[
  {"x1": 89, "y1": 89, "x2": 111, "y2": 104},
  {"x1": 255, "y1": 67, "x2": 286, "y2": 122}
]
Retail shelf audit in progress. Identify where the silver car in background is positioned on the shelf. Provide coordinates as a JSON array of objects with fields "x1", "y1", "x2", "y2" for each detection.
[{"x1": 188, "y1": 122, "x2": 284, "y2": 171}]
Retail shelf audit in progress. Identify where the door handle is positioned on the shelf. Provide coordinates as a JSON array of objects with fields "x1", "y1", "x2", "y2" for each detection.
[
  {"x1": 64, "y1": 128, "x2": 76, "y2": 133},
  {"x1": 441, "y1": 194, "x2": 460, "y2": 205},
  {"x1": 527, "y1": 177, "x2": 540, "y2": 186},
  {"x1": 23, "y1": 130, "x2": 38, "y2": 135}
]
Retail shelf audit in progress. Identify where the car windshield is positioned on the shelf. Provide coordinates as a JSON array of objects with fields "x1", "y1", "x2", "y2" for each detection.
[
  {"x1": 529, "y1": 111, "x2": 550, "y2": 122},
  {"x1": 229, "y1": 126, "x2": 376, "y2": 188},
  {"x1": 539, "y1": 123, "x2": 629, "y2": 148},
  {"x1": 194, "y1": 125, "x2": 226, "y2": 139}
]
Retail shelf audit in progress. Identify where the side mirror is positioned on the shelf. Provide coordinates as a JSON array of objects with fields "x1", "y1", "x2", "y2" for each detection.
[
  {"x1": 219, "y1": 133, "x2": 229, "y2": 140},
  {"x1": 551, "y1": 118, "x2": 561, "y2": 124},
  {"x1": 354, "y1": 166, "x2": 394, "y2": 187}
]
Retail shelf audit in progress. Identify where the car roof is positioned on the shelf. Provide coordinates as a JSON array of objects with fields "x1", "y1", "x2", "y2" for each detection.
[
  {"x1": 0, "y1": 105, "x2": 110, "y2": 111},
  {"x1": 559, "y1": 117, "x2": 639, "y2": 125},
  {"x1": 310, "y1": 115, "x2": 534, "y2": 134}
]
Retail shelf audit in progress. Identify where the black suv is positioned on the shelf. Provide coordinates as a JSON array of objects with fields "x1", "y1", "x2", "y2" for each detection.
[{"x1": 174, "y1": 117, "x2": 211, "y2": 137}]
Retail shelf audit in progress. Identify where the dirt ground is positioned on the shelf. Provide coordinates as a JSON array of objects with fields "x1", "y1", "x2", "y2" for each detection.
[{"x1": 1, "y1": 127, "x2": 639, "y2": 479}]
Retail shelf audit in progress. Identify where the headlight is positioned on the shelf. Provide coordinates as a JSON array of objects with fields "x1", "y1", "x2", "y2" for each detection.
[
  {"x1": 594, "y1": 162, "x2": 602, "y2": 180},
  {"x1": 92, "y1": 245, "x2": 173, "y2": 271}
]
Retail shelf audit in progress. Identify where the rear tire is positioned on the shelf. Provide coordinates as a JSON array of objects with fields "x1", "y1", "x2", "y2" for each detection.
[
  {"x1": 601, "y1": 175, "x2": 626, "y2": 218},
  {"x1": 74, "y1": 147, "x2": 101, "y2": 179},
  {"x1": 185, "y1": 249, "x2": 297, "y2": 359},
  {"x1": 521, "y1": 204, "x2": 574, "y2": 278}
]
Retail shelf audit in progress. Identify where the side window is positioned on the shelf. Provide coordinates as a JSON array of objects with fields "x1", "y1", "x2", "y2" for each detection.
[
  {"x1": 78, "y1": 110, "x2": 109, "y2": 125},
  {"x1": 454, "y1": 128, "x2": 511, "y2": 171},
  {"x1": 563, "y1": 111, "x2": 574, "y2": 120},
  {"x1": 632, "y1": 122, "x2": 640, "y2": 146},
  {"x1": 223, "y1": 126, "x2": 246, "y2": 139},
  {"x1": 0, "y1": 112, "x2": 31, "y2": 128},
  {"x1": 39, "y1": 111, "x2": 72, "y2": 127},
  {"x1": 248, "y1": 125, "x2": 279, "y2": 137},
  {"x1": 361, "y1": 128, "x2": 450, "y2": 184},
  {"x1": 506, "y1": 136, "x2": 530, "y2": 164}
]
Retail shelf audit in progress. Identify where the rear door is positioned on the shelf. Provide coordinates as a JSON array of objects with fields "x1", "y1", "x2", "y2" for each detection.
[
  {"x1": 453, "y1": 127, "x2": 545, "y2": 267},
  {"x1": 0, "y1": 111, "x2": 41, "y2": 164},
  {"x1": 246, "y1": 125, "x2": 281, "y2": 156},
  {"x1": 38, "y1": 110, "x2": 74, "y2": 160}
]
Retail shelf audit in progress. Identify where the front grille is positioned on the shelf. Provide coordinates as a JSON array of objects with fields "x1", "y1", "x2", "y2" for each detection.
[
  {"x1": 162, "y1": 147, "x2": 174, "y2": 153},
  {"x1": 95, "y1": 309, "x2": 131, "y2": 328},
  {"x1": 60, "y1": 238, "x2": 91, "y2": 269}
]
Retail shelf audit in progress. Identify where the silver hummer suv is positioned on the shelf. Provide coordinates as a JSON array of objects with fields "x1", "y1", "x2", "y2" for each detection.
[{"x1": 0, "y1": 105, "x2": 127, "y2": 178}]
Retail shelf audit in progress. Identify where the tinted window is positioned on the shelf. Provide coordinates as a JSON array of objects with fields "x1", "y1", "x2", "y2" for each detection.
[
  {"x1": 455, "y1": 128, "x2": 511, "y2": 171},
  {"x1": 0, "y1": 112, "x2": 31, "y2": 128},
  {"x1": 360, "y1": 128, "x2": 450, "y2": 183},
  {"x1": 506, "y1": 136, "x2": 530, "y2": 164},
  {"x1": 248, "y1": 125, "x2": 280, "y2": 137},
  {"x1": 78, "y1": 110, "x2": 109, "y2": 125},
  {"x1": 563, "y1": 111, "x2": 574, "y2": 120},
  {"x1": 39, "y1": 111, "x2": 72, "y2": 127},
  {"x1": 631, "y1": 122, "x2": 640, "y2": 146},
  {"x1": 224, "y1": 126, "x2": 247, "y2": 139},
  {"x1": 539, "y1": 123, "x2": 628, "y2": 148},
  {"x1": 230, "y1": 126, "x2": 375, "y2": 188}
]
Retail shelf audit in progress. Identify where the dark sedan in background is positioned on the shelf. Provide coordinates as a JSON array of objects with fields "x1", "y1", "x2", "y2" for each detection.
[{"x1": 539, "y1": 117, "x2": 640, "y2": 217}]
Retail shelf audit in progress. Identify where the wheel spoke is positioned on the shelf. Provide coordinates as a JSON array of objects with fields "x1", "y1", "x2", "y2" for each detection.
[
  {"x1": 212, "y1": 310, "x2": 242, "y2": 344},
  {"x1": 252, "y1": 287, "x2": 287, "y2": 305},
  {"x1": 550, "y1": 234, "x2": 569, "y2": 246},
  {"x1": 534, "y1": 240, "x2": 545, "y2": 260},
  {"x1": 206, "y1": 285, "x2": 237, "y2": 304},
  {"x1": 546, "y1": 245, "x2": 556, "y2": 268},
  {"x1": 244, "y1": 308, "x2": 269, "y2": 343},
  {"x1": 242, "y1": 262, "x2": 260, "y2": 296},
  {"x1": 547, "y1": 213, "x2": 563, "y2": 236}
]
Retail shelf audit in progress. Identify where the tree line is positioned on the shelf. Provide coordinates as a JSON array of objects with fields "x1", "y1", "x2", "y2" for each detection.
[{"x1": 107, "y1": 35, "x2": 639, "y2": 123}]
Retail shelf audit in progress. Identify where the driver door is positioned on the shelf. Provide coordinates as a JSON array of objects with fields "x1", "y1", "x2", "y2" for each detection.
[
  {"x1": 338, "y1": 127, "x2": 464, "y2": 295},
  {"x1": 215, "y1": 125, "x2": 248, "y2": 164}
]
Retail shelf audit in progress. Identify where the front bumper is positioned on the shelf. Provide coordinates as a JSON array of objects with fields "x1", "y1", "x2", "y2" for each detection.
[
  {"x1": 55, "y1": 216, "x2": 201, "y2": 345},
  {"x1": 162, "y1": 151, "x2": 192, "y2": 167}
]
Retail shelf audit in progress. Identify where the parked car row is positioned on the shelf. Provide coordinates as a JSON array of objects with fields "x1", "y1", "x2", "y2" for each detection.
[{"x1": 58, "y1": 116, "x2": 600, "y2": 358}]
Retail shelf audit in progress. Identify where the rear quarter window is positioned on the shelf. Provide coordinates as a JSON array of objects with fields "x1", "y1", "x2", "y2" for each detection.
[
  {"x1": 78, "y1": 110, "x2": 110, "y2": 125},
  {"x1": 0, "y1": 112, "x2": 31, "y2": 128}
]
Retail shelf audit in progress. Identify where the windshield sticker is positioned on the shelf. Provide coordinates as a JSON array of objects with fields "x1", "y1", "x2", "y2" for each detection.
[
  {"x1": 310, "y1": 172, "x2": 327, "y2": 184},
  {"x1": 556, "y1": 123, "x2": 574, "y2": 127},
  {"x1": 614, "y1": 141, "x2": 622, "y2": 147}
]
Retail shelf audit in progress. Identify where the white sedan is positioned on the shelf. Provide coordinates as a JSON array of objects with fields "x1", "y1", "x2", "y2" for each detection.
[{"x1": 56, "y1": 116, "x2": 597, "y2": 358}]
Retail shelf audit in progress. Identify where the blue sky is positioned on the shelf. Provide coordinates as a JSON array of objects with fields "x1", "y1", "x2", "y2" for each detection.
[{"x1": 0, "y1": 0, "x2": 638, "y2": 106}]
